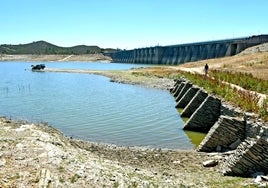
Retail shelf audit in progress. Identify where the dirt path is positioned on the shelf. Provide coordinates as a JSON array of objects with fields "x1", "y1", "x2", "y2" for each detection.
[{"x1": 58, "y1": 55, "x2": 74, "y2": 61}]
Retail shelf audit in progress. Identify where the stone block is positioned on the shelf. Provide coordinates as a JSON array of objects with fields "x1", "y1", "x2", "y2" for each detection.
[
  {"x1": 229, "y1": 139, "x2": 242, "y2": 150},
  {"x1": 173, "y1": 82, "x2": 185, "y2": 98},
  {"x1": 170, "y1": 78, "x2": 185, "y2": 93},
  {"x1": 183, "y1": 95, "x2": 221, "y2": 133},
  {"x1": 197, "y1": 116, "x2": 245, "y2": 152},
  {"x1": 181, "y1": 89, "x2": 208, "y2": 118},
  {"x1": 222, "y1": 137, "x2": 268, "y2": 177},
  {"x1": 176, "y1": 87, "x2": 199, "y2": 108},
  {"x1": 203, "y1": 160, "x2": 218, "y2": 167},
  {"x1": 175, "y1": 82, "x2": 193, "y2": 102}
]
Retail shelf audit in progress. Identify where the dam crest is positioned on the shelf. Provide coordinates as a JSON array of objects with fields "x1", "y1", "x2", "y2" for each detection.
[{"x1": 108, "y1": 35, "x2": 268, "y2": 64}]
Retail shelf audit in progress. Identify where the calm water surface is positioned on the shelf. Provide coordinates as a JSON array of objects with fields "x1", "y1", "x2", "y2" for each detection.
[{"x1": 0, "y1": 62, "x2": 196, "y2": 149}]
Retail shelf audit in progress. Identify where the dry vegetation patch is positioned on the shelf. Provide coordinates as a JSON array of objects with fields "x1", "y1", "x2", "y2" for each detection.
[{"x1": 177, "y1": 52, "x2": 268, "y2": 80}]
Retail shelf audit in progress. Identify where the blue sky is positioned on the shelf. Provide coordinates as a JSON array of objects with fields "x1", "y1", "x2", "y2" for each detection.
[{"x1": 1, "y1": 0, "x2": 267, "y2": 49}]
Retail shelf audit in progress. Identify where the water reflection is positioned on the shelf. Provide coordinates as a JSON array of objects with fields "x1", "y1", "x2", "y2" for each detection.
[{"x1": 184, "y1": 130, "x2": 206, "y2": 148}]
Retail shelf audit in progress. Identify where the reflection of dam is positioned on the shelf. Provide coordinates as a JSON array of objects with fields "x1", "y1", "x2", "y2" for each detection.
[{"x1": 108, "y1": 35, "x2": 268, "y2": 65}]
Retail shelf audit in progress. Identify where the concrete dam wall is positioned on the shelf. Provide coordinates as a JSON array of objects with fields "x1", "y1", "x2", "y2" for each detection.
[{"x1": 108, "y1": 35, "x2": 268, "y2": 65}]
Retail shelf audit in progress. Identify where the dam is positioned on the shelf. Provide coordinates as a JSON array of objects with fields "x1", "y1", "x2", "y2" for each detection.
[{"x1": 108, "y1": 35, "x2": 268, "y2": 65}]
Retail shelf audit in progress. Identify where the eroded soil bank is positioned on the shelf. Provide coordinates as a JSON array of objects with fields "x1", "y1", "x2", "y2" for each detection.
[{"x1": 0, "y1": 54, "x2": 112, "y2": 62}]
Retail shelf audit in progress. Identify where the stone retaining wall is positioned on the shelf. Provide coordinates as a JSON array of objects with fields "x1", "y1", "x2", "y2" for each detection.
[
  {"x1": 197, "y1": 115, "x2": 245, "y2": 152},
  {"x1": 170, "y1": 78, "x2": 268, "y2": 177},
  {"x1": 183, "y1": 95, "x2": 221, "y2": 132},
  {"x1": 170, "y1": 79, "x2": 221, "y2": 133},
  {"x1": 173, "y1": 82, "x2": 186, "y2": 98},
  {"x1": 181, "y1": 89, "x2": 208, "y2": 118},
  {"x1": 222, "y1": 136, "x2": 268, "y2": 176},
  {"x1": 175, "y1": 87, "x2": 199, "y2": 108},
  {"x1": 171, "y1": 78, "x2": 184, "y2": 92},
  {"x1": 175, "y1": 82, "x2": 193, "y2": 102}
]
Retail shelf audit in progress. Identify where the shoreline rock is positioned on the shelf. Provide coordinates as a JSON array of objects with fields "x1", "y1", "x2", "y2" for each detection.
[{"x1": 0, "y1": 117, "x2": 257, "y2": 187}]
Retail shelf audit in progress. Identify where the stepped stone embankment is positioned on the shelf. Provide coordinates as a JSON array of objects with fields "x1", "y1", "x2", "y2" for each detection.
[
  {"x1": 183, "y1": 95, "x2": 221, "y2": 133},
  {"x1": 175, "y1": 82, "x2": 193, "y2": 102},
  {"x1": 181, "y1": 89, "x2": 208, "y2": 118},
  {"x1": 175, "y1": 86, "x2": 199, "y2": 108},
  {"x1": 222, "y1": 135, "x2": 268, "y2": 177},
  {"x1": 197, "y1": 115, "x2": 245, "y2": 152},
  {"x1": 172, "y1": 81, "x2": 186, "y2": 98},
  {"x1": 171, "y1": 78, "x2": 268, "y2": 177}
]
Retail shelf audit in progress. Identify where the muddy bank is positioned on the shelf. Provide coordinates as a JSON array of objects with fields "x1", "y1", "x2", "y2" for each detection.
[
  {"x1": 0, "y1": 117, "x2": 256, "y2": 187},
  {"x1": 44, "y1": 68, "x2": 175, "y2": 90}
]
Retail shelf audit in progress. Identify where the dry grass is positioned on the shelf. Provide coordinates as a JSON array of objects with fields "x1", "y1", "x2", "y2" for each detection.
[{"x1": 178, "y1": 52, "x2": 268, "y2": 80}]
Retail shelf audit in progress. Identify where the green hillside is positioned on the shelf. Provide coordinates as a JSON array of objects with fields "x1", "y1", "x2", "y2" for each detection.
[{"x1": 0, "y1": 41, "x2": 116, "y2": 55}]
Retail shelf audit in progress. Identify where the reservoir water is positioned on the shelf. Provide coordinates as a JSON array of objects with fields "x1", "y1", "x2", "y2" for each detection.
[{"x1": 0, "y1": 62, "x2": 197, "y2": 149}]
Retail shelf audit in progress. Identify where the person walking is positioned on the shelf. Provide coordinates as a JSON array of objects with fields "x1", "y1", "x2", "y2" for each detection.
[{"x1": 204, "y1": 63, "x2": 209, "y2": 76}]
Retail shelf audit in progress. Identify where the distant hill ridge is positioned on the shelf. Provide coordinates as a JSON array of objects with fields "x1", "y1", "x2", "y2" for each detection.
[{"x1": 0, "y1": 41, "x2": 116, "y2": 55}]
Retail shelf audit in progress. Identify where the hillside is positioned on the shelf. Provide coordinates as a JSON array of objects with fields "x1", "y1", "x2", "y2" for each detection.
[{"x1": 0, "y1": 41, "x2": 116, "y2": 55}]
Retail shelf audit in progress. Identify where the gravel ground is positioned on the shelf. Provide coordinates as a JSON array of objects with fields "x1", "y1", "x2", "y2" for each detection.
[{"x1": 0, "y1": 117, "x2": 256, "y2": 187}]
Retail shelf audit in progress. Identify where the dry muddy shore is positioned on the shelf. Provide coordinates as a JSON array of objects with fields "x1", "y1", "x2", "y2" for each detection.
[
  {"x1": 0, "y1": 117, "x2": 256, "y2": 187},
  {"x1": 44, "y1": 68, "x2": 175, "y2": 90},
  {"x1": 0, "y1": 54, "x2": 112, "y2": 62}
]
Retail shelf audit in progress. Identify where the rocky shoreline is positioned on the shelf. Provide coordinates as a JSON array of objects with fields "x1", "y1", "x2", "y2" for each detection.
[{"x1": 0, "y1": 117, "x2": 259, "y2": 187}]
